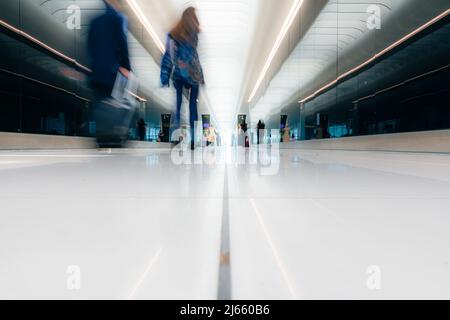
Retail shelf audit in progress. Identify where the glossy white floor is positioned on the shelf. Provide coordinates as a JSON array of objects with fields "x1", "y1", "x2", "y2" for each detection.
[{"x1": 1, "y1": 146, "x2": 450, "y2": 299}]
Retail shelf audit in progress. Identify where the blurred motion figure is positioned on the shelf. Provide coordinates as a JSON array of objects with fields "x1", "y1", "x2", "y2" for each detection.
[
  {"x1": 137, "y1": 118, "x2": 147, "y2": 141},
  {"x1": 257, "y1": 120, "x2": 265, "y2": 145},
  {"x1": 88, "y1": 0, "x2": 132, "y2": 148},
  {"x1": 161, "y1": 7, "x2": 205, "y2": 150}
]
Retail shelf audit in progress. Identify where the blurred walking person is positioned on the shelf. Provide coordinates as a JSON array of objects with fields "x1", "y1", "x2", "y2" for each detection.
[
  {"x1": 160, "y1": 7, "x2": 205, "y2": 150},
  {"x1": 257, "y1": 120, "x2": 266, "y2": 145},
  {"x1": 283, "y1": 125, "x2": 291, "y2": 143},
  {"x1": 88, "y1": 0, "x2": 132, "y2": 148},
  {"x1": 137, "y1": 118, "x2": 147, "y2": 141}
]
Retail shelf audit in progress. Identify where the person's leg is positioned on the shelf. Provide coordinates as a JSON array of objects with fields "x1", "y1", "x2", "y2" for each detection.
[
  {"x1": 189, "y1": 84, "x2": 199, "y2": 148},
  {"x1": 93, "y1": 91, "x2": 111, "y2": 147},
  {"x1": 174, "y1": 81, "x2": 183, "y2": 130}
]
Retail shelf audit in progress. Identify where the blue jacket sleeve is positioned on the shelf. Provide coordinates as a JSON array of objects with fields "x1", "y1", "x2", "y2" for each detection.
[{"x1": 160, "y1": 36, "x2": 174, "y2": 87}]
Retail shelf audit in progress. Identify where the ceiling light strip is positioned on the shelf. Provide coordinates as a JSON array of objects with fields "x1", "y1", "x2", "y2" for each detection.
[
  {"x1": 248, "y1": 0, "x2": 304, "y2": 103},
  {"x1": 299, "y1": 8, "x2": 450, "y2": 105},
  {"x1": 126, "y1": 0, "x2": 165, "y2": 53}
]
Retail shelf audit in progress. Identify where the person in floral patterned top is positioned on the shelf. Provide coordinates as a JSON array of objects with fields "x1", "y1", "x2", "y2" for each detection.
[{"x1": 161, "y1": 7, "x2": 205, "y2": 150}]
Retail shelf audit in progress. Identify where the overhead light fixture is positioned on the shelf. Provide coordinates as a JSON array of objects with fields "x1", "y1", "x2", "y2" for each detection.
[
  {"x1": 126, "y1": 0, "x2": 165, "y2": 53},
  {"x1": 247, "y1": 0, "x2": 304, "y2": 103}
]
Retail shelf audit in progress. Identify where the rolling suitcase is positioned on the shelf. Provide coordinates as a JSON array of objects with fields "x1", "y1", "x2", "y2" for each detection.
[{"x1": 95, "y1": 72, "x2": 138, "y2": 148}]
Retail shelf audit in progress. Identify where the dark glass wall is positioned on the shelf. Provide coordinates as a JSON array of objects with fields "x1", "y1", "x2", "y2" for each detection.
[
  {"x1": 0, "y1": 0, "x2": 164, "y2": 140},
  {"x1": 301, "y1": 17, "x2": 450, "y2": 140},
  {"x1": 0, "y1": 0, "x2": 97, "y2": 137}
]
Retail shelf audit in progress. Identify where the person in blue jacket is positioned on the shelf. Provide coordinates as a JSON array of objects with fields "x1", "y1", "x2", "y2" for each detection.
[
  {"x1": 88, "y1": 0, "x2": 131, "y2": 147},
  {"x1": 88, "y1": 0, "x2": 131, "y2": 95},
  {"x1": 160, "y1": 7, "x2": 205, "y2": 150}
]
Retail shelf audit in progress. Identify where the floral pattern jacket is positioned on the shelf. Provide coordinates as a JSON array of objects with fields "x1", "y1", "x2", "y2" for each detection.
[{"x1": 160, "y1": 35, "x2": 205, "y2": 86}]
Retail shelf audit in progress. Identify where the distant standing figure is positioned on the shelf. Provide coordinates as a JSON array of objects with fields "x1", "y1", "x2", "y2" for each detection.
[
  {"x1": 158, "y1": 129, "x2": 164, "y2": 143},
  {"x1": 206, "y1": 126, "x2": 216, "y2": 147},
  {"x1": 239, "y1": 122, "x2": 250, "y2": 148},
  {"x1": 283, "y1": 125, "x2": 291, "y2": 143},
  {"x1": 257, "y1": 120, "x2": 266, "y2": 145},
  {"x1": 137, "y1": 118, "x2": 147, "y2": 141},
  {"x1": 160, "y1": 7, "x2": 205, "y2": 150}
]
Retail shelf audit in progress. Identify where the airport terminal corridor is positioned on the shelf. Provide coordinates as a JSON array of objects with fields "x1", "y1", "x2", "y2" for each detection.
[
  {"x1": 1, "y1": 147, "x2": 450, "y2": 299},
  {"x1": 1, "y1": 0, "x2": 450, "y2": 302}
]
